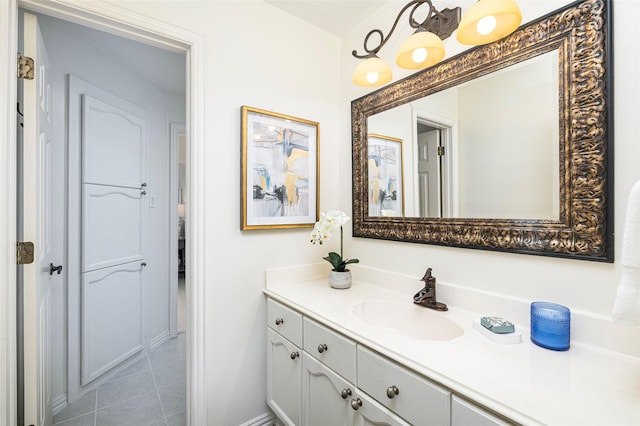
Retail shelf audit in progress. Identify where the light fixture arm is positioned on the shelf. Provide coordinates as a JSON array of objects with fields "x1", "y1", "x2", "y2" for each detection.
[{"x1": 352, "y1": 0, "x2": 461, "y2": 59}]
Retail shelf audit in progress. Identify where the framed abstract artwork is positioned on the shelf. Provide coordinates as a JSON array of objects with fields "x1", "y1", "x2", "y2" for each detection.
[
  {"x1": 241, "y1": 106, "x2": 319, "y2": 230},
  {"x1": 367, "y1": 133, "x2": 404, "y2": 217}
]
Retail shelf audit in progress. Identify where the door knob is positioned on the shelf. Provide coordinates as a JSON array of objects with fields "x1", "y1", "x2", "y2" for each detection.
[
  {"x1": 341, "y1": 388, "x2": 352, "y2": 399},
  {"x1": 317, "y1": 343, "x2": 328, "y2": 353},
  {"x1": 49, "y1": 263, "x2": 62, "y2": 276},
  {"x1": 290, "y1": 351, "x2": 299, "y2": 360},
  {"x1": 350, "y1": 398, "x2": 363, "y2": 410}
]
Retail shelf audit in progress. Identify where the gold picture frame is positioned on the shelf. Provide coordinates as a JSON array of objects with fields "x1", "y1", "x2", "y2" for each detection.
[
  {"x1": 367, "y1": 134, "x2": 405, "y2": 217},
  {"x1": 241, "y1": 106, "x2": 319, "y2": 230}
]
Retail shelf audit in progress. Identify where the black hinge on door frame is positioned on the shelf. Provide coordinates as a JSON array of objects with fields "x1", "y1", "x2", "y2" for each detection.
[
  {"x1": 437, "y1": 146, "x2": 445, "y2": 156},
  {"x1": 16, "y1": 242, "x2": 35, "y2": 265},
  {"x1": 17, "y1": 53, "x2": 34, "y2": 80}
]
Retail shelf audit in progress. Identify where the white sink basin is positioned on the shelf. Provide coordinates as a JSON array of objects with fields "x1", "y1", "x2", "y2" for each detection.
[{"x1": 352, "y1": 300, "x2": 464, "y2": 341}]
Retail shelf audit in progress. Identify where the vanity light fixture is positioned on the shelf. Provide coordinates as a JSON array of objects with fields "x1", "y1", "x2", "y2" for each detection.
[{"x1": 352, "y1": 0, "x2": 522, "y2": 87}]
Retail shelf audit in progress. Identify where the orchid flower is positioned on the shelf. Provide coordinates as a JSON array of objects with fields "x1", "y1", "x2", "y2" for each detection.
[{"x1": 310, "y1": 210, "x2": 360, "y2": 272}]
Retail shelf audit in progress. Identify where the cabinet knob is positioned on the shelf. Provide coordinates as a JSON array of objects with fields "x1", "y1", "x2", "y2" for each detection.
[
  {"x1": 350, "y1": 398, "x2": 363, "y2": 410},
  {"x1": 317, "y1": 343, "x2": 328, "y2": 353},
  {"x1": 386, "y1": 385, "x2": 399, "y2": 399},
  {"x1": 340, "y1": 388, "x2": 352, "y2": 399},
  {"x1": 275, "y1": 318, "x2": 284, "y2": 326},
  {"x1": 290, "y1": 351, "x2": 299, "y2": 360}
]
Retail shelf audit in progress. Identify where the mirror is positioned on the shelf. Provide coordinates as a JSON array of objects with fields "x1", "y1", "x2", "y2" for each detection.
[
  {"x1": 352, "y1": 0, "x2": 613, "y2": 261},
  {"x1": 368, "y1": 50, "x2": 559, "y2": 220}
]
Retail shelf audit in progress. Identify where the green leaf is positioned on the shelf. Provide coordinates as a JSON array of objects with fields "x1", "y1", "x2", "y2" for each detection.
[{"x1": 322, "y1": 252, "x2": 343, "y2": 270}]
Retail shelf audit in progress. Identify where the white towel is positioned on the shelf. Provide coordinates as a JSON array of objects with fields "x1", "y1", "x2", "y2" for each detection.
[{"x1": 612, "y1": 179, "x2": 640, "y2": 324}]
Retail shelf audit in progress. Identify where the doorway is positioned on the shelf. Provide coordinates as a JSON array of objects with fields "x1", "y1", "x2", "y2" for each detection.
[
  {"x1": 10, "y1": 2, "x2": 205, "y2": 422},
  {"x1": 34, "y1": 11, "x2": 186, "y2": 420},
  {"x1": 414, "y1": 110, "x2": 457, "y2": 218}
]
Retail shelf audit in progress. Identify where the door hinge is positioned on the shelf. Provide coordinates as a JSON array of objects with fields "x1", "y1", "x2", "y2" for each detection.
[
  {"x1": 17, "y1": 242, "x2": 35, "y2": 265},
  {"x1": 437, "y1": 146, "x2": 445, "y2": 156},
  {"x1": 17, "y1": 53, "x2": 34, "y2": 80}
]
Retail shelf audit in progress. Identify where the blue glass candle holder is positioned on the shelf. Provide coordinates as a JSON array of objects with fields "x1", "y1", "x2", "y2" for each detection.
[{"x1": 530, "y1": 302, "x2": 571, "y2": 351}]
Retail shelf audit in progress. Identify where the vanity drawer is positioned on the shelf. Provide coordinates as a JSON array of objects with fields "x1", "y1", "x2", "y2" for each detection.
[
  {"x1": 303, "y1": 318, "x2": 356, "y2": 383},
  {"x1": 357, "y1": 346, "x2": 451, "y2": 426},
  {"x1": 267, "y1": 299, "x2": 302, "y2": 347},
  {"x1": 451, "y1": 395, "x2": 513, "y2": 426}
]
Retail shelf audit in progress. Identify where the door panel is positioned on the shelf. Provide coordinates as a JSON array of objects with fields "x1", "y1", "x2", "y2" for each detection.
[
  {"x1": 82, "y1": 94, "x2": 145, "y2": 188},
  {"x1": 302, "y1": 353, "x2": 353, "y2": 426},
  {"x1": 81, "y1": 263, "x2": 144, "y2": 385},
  {"x1": 82, "y1": 184, "x2": 144, "y2": 272},
  {"x1": 417, "y1": 129, "x2": 440, "y2": 217},
  {"x1": 76, "y1": 81, "x2": 147, "y2": 388},
  {"x1": 267, "y1": 328, "x2": 301, "y2": 426},
  {"x1": 21, "y1": 12, "x2": 54, "y2": 426}
]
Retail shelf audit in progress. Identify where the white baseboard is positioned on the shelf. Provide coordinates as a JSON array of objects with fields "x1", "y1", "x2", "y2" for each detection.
[
  {"x1": 149, "y1": 330, "x2": 171, "y2": 350},
  {"x1": 51, "y1": 394, "x2": 68, "y2": 416},
  {"x1": 238, "y1": 411, "x2": 276, "y2": 426}
]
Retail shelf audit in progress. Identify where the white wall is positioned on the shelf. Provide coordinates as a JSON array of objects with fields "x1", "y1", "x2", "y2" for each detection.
[
  {"x1": 343, "y1": 0, "x2": 640, "y2": 358},
  {"x1": 36, "y1": 14, "x2": 185, "y2": 405},
  {"x1": 457, "y1": 52, "x2": 558, "y2": 219}
]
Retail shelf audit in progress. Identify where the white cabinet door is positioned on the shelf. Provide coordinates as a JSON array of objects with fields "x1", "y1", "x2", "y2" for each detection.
[
  {"x1": 81, "y1": 94, "x2": 146, "y2": 188},
  {"x1": 353, "y1": 391, "x2": 411, "y2": 426},
  {"x1": 82, "y1": 184, "x2": 144, "y2": 272},
  {"x1": 81, "y1": 263, "x2": 144, "y2": 385},
  {"x1": 302, "y1": 353, "x2": 354, "y2": 426},
  {"x1": 267, "y1": 328, "x2": 301, "y2": 426}
]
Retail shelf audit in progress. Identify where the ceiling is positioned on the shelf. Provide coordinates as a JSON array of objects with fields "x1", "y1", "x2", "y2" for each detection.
[{"x1": 265, "y1": 0, "x2": 389, "y2": 36}]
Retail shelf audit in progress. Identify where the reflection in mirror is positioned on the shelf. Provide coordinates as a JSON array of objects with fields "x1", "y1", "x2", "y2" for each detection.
[
  {"x1": 352, "y1": 0, "x2": 612, "y2": 261},
  {"x1": 368, "y1": 134, "x2": 404, "y2": 217},
  {"x1": 368, "y1": 50, "x2": 559, "y2": 220}
]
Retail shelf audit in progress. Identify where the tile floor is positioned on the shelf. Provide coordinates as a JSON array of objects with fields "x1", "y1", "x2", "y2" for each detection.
[{"x1": 53, "y1": 333, "x2": 186, "y2": 426}]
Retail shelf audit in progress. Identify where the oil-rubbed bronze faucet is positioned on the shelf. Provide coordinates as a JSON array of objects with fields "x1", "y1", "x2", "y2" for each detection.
[{"x1": 413, "y1": 268, "x2": 448, "y2": 311}]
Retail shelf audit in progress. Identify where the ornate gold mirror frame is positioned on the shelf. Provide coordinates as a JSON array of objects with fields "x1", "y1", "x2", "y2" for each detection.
[{"x1": 352, "y1": 0, "x2": 613, "y2": 262}]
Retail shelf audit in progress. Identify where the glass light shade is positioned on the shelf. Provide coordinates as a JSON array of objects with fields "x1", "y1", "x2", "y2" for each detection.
[
  {"x1": 352, "y1": 56, "x2": 392, "y2": 87},
  {"x1": 456, "y1": 0, "x2": 522, "y2": 46},
  {"x1": 396, "y1": 30, "x2": 445, "y2": 70}
]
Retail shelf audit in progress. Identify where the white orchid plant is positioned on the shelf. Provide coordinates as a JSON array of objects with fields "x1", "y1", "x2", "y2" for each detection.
[{"x1": 310, "y1": 210, "x2": 359, "y2": 272}]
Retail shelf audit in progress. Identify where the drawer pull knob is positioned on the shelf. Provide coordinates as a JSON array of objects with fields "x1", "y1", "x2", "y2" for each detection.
[
  {"x1": 317, "y1": 343, "x2": 328, "y2": 353},
  {"x1": 386, "y1": 385, "x2": 399, "y2": 399},
  {"x1": 341, "y1": 388, "x2": 352, "y2": 399},
  {"x1": 290, "y1": 351, "x2": 299, "y2": 360},
  {"x1": 350, "y1": 398, "x2": 363, "y2": 410},
  {"x1": 275, "y1": 318, "x2": 284, "y2": 326}
]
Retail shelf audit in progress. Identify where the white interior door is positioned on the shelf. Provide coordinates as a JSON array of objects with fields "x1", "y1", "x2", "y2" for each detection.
[
  {"x1": 21, "y1": 12, "x2": 54, "y2": 426},
  {"x1": 80, "y1": 91, "x2": 147, "y2": 386},
  {"x1": 417, "y1": 129, "x2": 441, "y2": 217}
]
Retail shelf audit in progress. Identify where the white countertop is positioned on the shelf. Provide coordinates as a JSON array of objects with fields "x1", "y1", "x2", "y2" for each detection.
[{"x1": 264, "y1": 266, "x2": 640, "y2": 426}]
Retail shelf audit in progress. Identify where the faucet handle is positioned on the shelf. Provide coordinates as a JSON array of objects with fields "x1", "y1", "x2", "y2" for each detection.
[{"x1": 420, "y1": 267, "x2": 435, "y2": 285}]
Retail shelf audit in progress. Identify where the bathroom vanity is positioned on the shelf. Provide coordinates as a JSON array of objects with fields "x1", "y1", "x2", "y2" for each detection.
[{"x1": 265, "y1": 265, "x2": 640, "y2": 426}]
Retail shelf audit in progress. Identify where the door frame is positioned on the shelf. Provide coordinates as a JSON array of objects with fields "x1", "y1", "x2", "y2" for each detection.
[
  {"x1": 412, "y1": 107, "x2": 458, "y2": 218},
  {"x1": 170, "y1": 122, "x2": 185, "y2": 337},
  {"x1": 0, "y1": 0, "x2": 208, "y2": 424}
]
